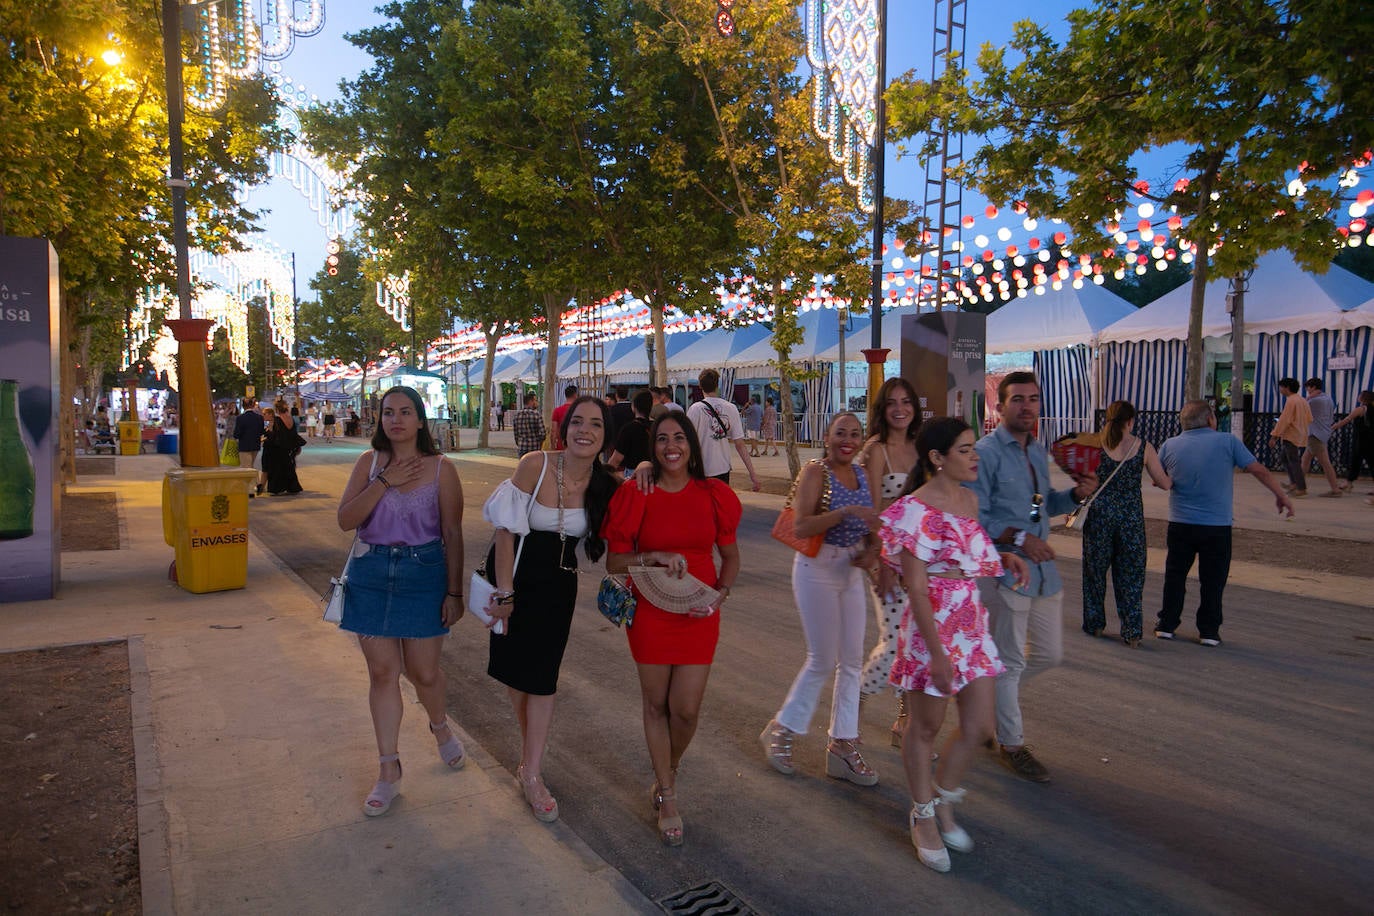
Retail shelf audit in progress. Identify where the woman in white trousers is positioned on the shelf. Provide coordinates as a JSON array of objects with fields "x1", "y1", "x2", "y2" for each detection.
[{"x1": 760, "y1": 414, "x2": 882, "y2": 786}]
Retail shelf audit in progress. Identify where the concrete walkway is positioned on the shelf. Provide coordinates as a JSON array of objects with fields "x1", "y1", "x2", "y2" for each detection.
[
  {"x1": 0, "y1": 454, "x2": 655, "y2": 916},
  {"x1": 3, "y1": 430, "x2": 1367, "y2": 913}
]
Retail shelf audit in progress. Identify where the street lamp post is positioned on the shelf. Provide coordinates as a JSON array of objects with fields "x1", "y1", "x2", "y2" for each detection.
[
  {"x1": 861, "y1": 0, "x2": 890, "y2": 410},
  {"x1": 160, "y1": 0, "x2": 218, "y2": 467},
  {"x1": 1227, "y1": 269, "x2": 1253, "y2": 439}
]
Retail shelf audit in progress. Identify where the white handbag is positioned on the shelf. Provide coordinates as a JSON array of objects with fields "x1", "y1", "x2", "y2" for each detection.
[
  {"x1": 324, "y1": 453, "x2": 378, "y2": 624},
  {"x1": 469, "y1": 454, "x2": 549, "y2": 634},
  {"x1": 323, "y1": 535, "x2": 359, "y2": 624}
]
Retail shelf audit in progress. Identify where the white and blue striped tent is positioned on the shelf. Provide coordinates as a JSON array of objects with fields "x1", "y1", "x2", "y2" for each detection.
[
  {"x1": 1098, "y1": 251, "x2": 1374, "y2": 412},
  {"x1": 987, "y1": 285, "x2": 1137, "y2": 436}
]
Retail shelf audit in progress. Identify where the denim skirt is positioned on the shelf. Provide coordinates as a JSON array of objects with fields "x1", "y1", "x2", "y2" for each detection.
[{"x1": 341, "y1": 539, "x2": 449, "y2": 639}]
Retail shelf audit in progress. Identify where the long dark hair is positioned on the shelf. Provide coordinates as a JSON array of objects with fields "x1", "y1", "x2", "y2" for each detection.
[
  {"x1": 1100, "y1": 400, "x2": 1137, "y2": 450},
  {"x1": 649, "y1": 413, "x2": 707, "y2": 481},
  {"x1": 901, "y1": 416, "x2": 971, "y2": 495},
  {"x1": 371, "y1": 386, "x2": 439, "y2": 456},
  {"x1": 558, "y1": 394, "x2": 619, "y2": 562},
  {"x1": 867, "y1": 377, "x2": 920, "y2": 445}
]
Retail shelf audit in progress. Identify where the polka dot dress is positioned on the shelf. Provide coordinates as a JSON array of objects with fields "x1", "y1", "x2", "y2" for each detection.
[{"x1": 860, "y1": 464, "x2": 908, "y2": 696}]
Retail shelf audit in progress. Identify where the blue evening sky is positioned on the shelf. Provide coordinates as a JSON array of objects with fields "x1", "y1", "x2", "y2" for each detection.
[{"x1": 245, "y1": 2, "x2": 1130, "y2": 302}]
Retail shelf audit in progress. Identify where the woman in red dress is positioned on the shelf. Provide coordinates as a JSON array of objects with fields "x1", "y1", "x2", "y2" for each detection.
[{"x1": 603, "y1": 413, "x2": 741, "y2": 846}]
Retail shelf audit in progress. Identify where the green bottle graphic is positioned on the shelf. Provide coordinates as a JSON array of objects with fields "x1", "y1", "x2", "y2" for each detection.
[{"x1": 0, "y1": 379, "x2": 36, "y2": 540}]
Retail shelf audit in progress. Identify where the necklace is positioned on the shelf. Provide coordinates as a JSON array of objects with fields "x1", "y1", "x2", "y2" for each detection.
[{"x1": 554, "y1": 453, "x2": 578, "y2": 573}]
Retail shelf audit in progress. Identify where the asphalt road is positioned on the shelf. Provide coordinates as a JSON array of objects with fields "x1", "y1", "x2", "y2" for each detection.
[{"x1": 252, "y1": 441, "x2": 1374, "y2": 915}]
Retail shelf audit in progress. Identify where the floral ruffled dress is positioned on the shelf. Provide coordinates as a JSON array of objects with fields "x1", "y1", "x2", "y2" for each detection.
[{"x1": 878, "y1": 496, "x2": 1006, "y2": 697}]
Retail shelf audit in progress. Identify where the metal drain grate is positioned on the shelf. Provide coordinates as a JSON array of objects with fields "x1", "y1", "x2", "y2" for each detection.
[{"x1": 657, "y1": 880, "x2": 758, "y2": 916}]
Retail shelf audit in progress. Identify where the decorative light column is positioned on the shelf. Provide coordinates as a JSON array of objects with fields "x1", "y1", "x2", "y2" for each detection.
[
  {"x1": 804, "y1": 0, "x2": 888, "y2": 405},
  {"x1": 161, "y1": 0, "x2": 325, "y2": 466}
]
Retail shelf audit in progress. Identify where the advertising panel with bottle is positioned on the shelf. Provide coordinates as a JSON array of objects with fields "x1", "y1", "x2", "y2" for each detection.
[
  {"x1": 0, "y1": 237, "x2": 61, "y2": 601},
  {"x1": 900, "y1": 311, "x2": 987, "y2": 432}
]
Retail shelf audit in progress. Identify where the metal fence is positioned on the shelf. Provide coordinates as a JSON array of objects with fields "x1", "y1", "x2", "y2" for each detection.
[{"x1": 1090, "y1": 409, "x2": 1357, "y2": 476}]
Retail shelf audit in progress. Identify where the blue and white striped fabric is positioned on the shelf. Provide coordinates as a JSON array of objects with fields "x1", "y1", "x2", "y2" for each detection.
[
  {"x1": 1102, "y1": 340, "x2": 1187, "y2": 412},
  {"x1": 1033, "y1": 345, "x2": 1092, "y2": 438},
  {"x1": 1253, "y1": 329, "x2": 1373, "y2": 412},
  {"x1": 719, "y1": 367, "x2": 737, "y2": 396},
  {"x1": 800, "y1": 363, "x2": 833, "y2": 441}
]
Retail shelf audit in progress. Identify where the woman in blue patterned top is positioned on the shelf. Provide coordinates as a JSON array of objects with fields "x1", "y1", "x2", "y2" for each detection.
[{"x1": 761, "y1": 413, "x2": 883, "y2": 787}]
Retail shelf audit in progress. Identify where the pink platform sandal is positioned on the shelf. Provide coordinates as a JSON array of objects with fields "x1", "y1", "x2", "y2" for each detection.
[
  {"x1": 430, "y1": 719, "x2": 466, "y2": 769},
  {"x1": 364, "y1": 754, "x2": 401, "y2": 817},
  {"x1": 516, "y1": 765, "x2": 559, "y2": 823}
]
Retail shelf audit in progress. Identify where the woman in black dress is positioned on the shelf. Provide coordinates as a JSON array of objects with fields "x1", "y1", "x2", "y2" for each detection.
[
  {"x1": 262, "y1": 409, "x2": 305, "y2": 495},
  {"x1": 479, "y1": 395, "x2": 618, "y2": 822}
]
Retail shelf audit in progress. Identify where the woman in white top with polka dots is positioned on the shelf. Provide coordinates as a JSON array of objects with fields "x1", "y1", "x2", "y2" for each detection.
[{"x1": 858, "y1": 378, "x2": 921, "y2": 745}]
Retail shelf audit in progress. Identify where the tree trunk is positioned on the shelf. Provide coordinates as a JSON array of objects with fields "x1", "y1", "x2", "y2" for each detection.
[
  {"x1": 1184, "y1": 164, "x2": 1220, "y2": 401},
  {"x1": 59, "y1": 291, "x2": 79, "y2": 486},
  {"x1": 477, "y1": 322, "x2": 503, "y2": 449},
  {"x1": 778, "y1": 361, "x2": 799, "y2": 480},
  {"x1": 1184, "y1": 251, "x2": 1210, "y2": 401},
  {"x1": 543, "y1": 293, "x2": 563, "y2": 442},
  {"x1": 652, "y1": 304, "x2": 667, "y2": 387}
]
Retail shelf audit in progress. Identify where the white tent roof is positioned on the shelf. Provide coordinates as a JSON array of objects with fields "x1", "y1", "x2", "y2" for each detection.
[
  {"x1": 670, "y1": 323, "x2": 768, "y2": 371},
  {"x1": 986, "y1": 283, "x2": 1137, "y2": 353},
  {"x1": 1339, "y1": 294, "x2": 1374, "y2": 329},
  {"x1": 1099, "y1": 251, "x2": 1374, "y2": 344},
  {"x1": 491, "y1": 350, "x2": 545, "y2": 383},
  {"x1": 603, "y1": 331, "x2": 704, "y2": 377}
]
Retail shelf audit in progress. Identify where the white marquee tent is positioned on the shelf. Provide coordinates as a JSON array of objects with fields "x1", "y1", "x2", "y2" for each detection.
[{"x1": 1096, "y1": 251, "x2": 1374, "y2": 412}]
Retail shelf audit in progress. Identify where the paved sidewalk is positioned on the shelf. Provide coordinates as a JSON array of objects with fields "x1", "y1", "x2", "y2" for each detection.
[{"x1": 0, "y1": 455, "x2": 654, "y2": 916}]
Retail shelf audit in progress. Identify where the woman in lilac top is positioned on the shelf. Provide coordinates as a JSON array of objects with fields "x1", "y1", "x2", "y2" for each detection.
[
  {"x1": 761, "y1": 413, "x2": 883, "y2": 787},
  {"x1": 337, "y1": 386, "x2": 466, "y2": 817}
]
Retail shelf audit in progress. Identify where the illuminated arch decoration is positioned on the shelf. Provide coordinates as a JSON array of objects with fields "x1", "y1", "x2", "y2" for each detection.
[
  {"x1": 189, "y1": 241, "x2": 296, "y2": 367},
  {"x1": 147, "y1": 327, "x2": 182, "y2": 391},
  {"x1": 128, "y1": 285, "x2": 172, "y2": 369},
  {"x1": 376, "y1": 273, "x2": 411, "y2": 332},
  {"x1": 246, "y1": 75, "x2": 359, "y2": 245},
  {"x1": 805, "y1": 0, "x2": 879, "y2": 212},
  {"x1": 261, "y1": 0, "x2": 326, "y2": 60},
  {"x1": 187, "y1": 0, "x2": 327, "y2": 112}
]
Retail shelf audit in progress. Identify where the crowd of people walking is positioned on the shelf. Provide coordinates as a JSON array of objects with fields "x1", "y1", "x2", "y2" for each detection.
[{"x1": 328, "y1": 369, "x2": 1357, "y2": 874}]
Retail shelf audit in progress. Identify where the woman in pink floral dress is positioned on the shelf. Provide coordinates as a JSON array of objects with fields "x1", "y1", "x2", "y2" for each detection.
[{"x1": 878, "y1": 417, "x2": 1028, "y2": 874}]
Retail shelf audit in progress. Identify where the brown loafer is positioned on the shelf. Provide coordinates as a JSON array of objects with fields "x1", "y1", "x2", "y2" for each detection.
[{"x1": 999, "y1": 745, "x2": 1051, "y2": 783}]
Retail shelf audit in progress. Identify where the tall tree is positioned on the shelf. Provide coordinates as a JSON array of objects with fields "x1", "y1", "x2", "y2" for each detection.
[
  {"x1": 646, "y1": 1, "x2": 871, "y2": 475},
  {"x1": 299, "y1": 244, "x2": 407, "y2": 401},
  {"x1": 889, "y1": 0, "x2": 1374, "y2": 398},
  {"x1": 1, "y1": 0, "x2": 284, "y2": 479}
]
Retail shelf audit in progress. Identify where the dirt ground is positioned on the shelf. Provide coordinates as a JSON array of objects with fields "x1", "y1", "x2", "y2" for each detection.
[
  {"x1": 61, "y1": 492, "x2": 120, "y2": 552},
  {"x1": 0, "y1": 642, "x2": 139, "y2": 914},
  {"x1": 1054, "y1": 517, "x2": 1374, "y2": 577}
]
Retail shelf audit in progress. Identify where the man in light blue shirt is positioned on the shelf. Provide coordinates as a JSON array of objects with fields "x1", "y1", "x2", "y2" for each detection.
[
  {"x1": 1155, "y1": 400, "x2": 1292, "y2": 646},
  {"x1": 1304, "y1": 378, "x2": 1342, "y2": 497},
  {"x1": 970, "y1": 371, "x2": 1094, "y2": 783}
]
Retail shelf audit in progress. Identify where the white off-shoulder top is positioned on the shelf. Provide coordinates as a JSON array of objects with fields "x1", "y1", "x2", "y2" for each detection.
[{"x1": 482, "y1": 479, "x2": 589, "y2": 538}]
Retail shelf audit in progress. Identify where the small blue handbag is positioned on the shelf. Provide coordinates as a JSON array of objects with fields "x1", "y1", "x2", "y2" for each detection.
[{"x1": 597, "y1": 574, "x2": 636, "y2": 627}]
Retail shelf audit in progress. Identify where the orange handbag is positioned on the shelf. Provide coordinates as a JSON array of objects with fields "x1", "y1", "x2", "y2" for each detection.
[{"x1": 770, "y1": 460, "x2": 832, "y2": 557}]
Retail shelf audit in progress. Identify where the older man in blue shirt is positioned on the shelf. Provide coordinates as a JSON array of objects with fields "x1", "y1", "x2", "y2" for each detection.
[
  {"x1": 970, "y1": 371, "x2": 1095, "y2": 783},
  {"x1": 1155, "y1": 399, "x2": 1292, "y2": 646}
]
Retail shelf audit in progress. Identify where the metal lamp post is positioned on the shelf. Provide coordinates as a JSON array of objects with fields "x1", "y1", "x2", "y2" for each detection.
[
  {"x1": 159, "y1": 0, "x2": 219, "y2": 467},
  {"x1": 1227, "y1": 268, "x2": 1254, "y2": 438}
]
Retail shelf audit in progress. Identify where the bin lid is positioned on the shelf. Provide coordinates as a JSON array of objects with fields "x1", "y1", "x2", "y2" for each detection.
[{"x1": 166, "y1": 467, "x2": 259, "y2": 483}]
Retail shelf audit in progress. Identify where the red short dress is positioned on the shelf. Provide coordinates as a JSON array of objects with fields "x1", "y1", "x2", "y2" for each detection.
[{"x1": 602, "y1": 478, "x2": 742, "y2": 665}]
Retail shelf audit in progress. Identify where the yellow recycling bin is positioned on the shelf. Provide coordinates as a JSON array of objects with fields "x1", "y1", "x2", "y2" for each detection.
[
  {"x1": 162, "y1": 467, "x2": 258, "y2": 593},
  {"x1": 118, "y1": 420, "x2": 142, "y2": 456}
]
